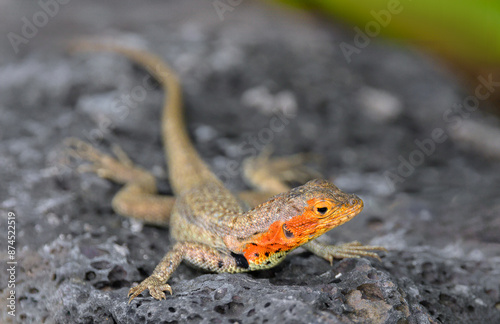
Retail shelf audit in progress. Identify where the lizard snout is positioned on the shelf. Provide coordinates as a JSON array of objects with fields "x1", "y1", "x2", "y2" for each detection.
[{"x1": 345, "y1": 195, "x2": 363, "y2": 211}]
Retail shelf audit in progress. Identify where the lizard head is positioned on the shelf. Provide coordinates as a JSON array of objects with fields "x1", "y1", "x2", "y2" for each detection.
[{"x1": 241, "y1": 179, "x2": 364, "y2": 269}]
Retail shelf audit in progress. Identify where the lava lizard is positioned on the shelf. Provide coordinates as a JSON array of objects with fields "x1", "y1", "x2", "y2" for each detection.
[{"x1": 65, "y1": 41, "x2": 386, "y2": 303}]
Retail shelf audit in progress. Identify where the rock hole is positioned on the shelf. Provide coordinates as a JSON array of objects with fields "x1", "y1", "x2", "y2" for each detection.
[
  {"x1": 85, "y1": 271, "x2": 96, "y2": 281},
  {"x1": 111, "y1": 280, "x2": 129, "y2": 289},
  {"x1": 264, "y1": 302, "x2": 271, "y2": 308},
  {"x1": 168, "y1": 307, "x2": 176, "y2": 313},
  {"x1": 438, "y1": 293, "x2": 456, "y2": 306},
  {"x1": 91, "y1": 260, "x2": 112, "y2": 270},
  {"x1": 422, "y1": 262, "x2": 433, "y2": 271},
  {"x1": 29, "y1": 287, "x2": 39, "y2": 294},
  {"x1": 214, "y1": 305, "x2": 225, "y2": 314},
  {"x1": 214, "y1": 301, "x2": 245, "y2": 315},
  {"x1": 108, "y1": 265, "x2": 127, "y2": 282},
  {"x1": 419, "y1": 301, "x2": 434, "y2": 315},
  {"x1": 80, "y1": 245, "x2": 108, "y2": 259}
]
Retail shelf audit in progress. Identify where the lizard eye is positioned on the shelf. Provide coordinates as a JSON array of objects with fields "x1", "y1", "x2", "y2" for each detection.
[
  {"x1": 316, "y1": 207, "x2": 328, "y2": 215},
  {"x1": 282, "y1": 224, "x2": 294, "y2": 239},
  {"x1": 313, "y1": 201, "x2": 333, "y2": 217}
]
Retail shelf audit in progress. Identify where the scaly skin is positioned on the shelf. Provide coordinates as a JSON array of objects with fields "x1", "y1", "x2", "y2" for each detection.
[{"x1": 65, "y1": 41, "x2": 386, "y2": 303}]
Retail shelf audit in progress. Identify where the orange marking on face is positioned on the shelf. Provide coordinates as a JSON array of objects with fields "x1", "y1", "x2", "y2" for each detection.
[{"x1": 243, "y1": 197, "x2": 361, "y2": 265}]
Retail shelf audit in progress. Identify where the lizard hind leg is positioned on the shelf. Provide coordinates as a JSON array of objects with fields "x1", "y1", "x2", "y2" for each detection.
[
  {"x1": 64, "y1": 138, "x2": 174, "y2": 225},
  {"x1": 64, "y1": 138, "x2": 154, "y2": 186},
  {"x1": 242, "y1": 146, "x2": 322, "y2": 195}
]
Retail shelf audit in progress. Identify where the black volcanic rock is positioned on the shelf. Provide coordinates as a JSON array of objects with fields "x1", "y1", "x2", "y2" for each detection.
[{"x1": 1, "y1": 1, "x2": 499, "y2": 323}]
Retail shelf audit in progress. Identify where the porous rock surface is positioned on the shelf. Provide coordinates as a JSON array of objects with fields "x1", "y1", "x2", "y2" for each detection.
[{"x1": 1, "y1": 1, "x2": 499, "y2": 323}]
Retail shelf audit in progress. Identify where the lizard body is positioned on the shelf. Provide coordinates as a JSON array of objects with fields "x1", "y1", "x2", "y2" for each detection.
[{"x1": 65, "y1": 42, "x2": 385, "y2": 303}]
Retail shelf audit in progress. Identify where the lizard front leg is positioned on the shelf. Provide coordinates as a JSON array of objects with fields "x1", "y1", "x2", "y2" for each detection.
[
  {"x1": 303, "y1": 240, "x2": 386, "y2": 264},
  {"x1": 64, "y1": 138, "x2": 174, "y2": 225},
  {"x1": 128, "y1": 242, "x2": 247, "y2": 303}
]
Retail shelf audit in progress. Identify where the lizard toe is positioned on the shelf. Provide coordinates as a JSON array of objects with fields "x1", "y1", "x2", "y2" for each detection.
[
  {"x1": 128, "y1": 285, "x2": 147, "y2": 304},
  {"x1": 128, "y1": 276, "x2": 172, "y2": 303}
]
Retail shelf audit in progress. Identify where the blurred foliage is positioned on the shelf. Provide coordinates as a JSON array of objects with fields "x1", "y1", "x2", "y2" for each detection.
[{"x1": 275, "y1": 0, "x2": 500, "y2": 67}]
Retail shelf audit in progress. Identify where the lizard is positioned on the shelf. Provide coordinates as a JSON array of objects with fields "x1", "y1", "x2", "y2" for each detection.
[{"x1": 64, "y1": 41, "x2": 386, "y2": 303}]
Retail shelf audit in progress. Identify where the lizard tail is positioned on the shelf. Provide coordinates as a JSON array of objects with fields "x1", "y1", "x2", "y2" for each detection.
[{"x1": 68, "y1": 40, "x2": 220, "y2": 193}]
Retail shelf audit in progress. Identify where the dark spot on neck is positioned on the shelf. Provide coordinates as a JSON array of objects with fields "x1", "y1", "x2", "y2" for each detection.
[{"x1": 231, "y1": 252, "x2": 249, "y2": 269}]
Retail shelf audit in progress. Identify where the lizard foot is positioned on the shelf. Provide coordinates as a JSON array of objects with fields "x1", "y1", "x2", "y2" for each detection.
[
  {"x1": 243, "y1": 146, "x2": 321, "y2": 191},
  {"x1": 322, "y1": 241, "x2": 387, "y2": 263},
  {"x1": 64, "y1": 138, "x2": 151, "y2": 184},
  {"x1": 128, "y1": 275, "x2": 172, "y2": 303}
]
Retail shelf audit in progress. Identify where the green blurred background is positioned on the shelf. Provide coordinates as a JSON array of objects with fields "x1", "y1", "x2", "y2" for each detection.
[{"x1": 274, "y1": 0, "x2": 500, "y2": 108}]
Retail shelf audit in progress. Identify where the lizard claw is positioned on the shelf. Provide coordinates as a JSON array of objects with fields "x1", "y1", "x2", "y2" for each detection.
[
  {"x1": 128, "y1": 275, "x2": 173, "y2": 304},
  {"x1": 64, "y1": 138, "x2": 119, "y2": 175}
]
